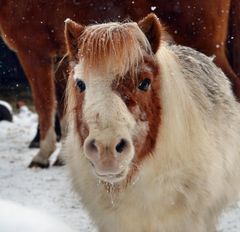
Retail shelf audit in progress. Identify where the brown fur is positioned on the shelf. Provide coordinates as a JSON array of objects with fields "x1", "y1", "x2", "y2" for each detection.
[
  {"x1": 153, "y1": 0, "x2": 240, "y2": 98},
  {"x1": 138, "y1": 13, "x2": 162, "y2": 53},
  {"x1": 113, "y1": 56, "x2": 162, "y2": 183},
  {"x1": 112, "y1": 56, "x2": 161, "y2": 166}
]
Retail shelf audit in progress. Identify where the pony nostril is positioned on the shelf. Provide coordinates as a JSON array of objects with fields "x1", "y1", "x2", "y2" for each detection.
[
  {"x1": 87, "y1": 139, "x2": 98, "y2": 153},
  {"x1": 115, "y1": 139, "x2": 128, "y2": 153}
]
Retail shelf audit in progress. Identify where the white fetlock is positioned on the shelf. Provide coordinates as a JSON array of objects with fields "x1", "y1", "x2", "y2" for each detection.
[{"x1": 29, "y1": 128, "x2": 56, "y2": 168}]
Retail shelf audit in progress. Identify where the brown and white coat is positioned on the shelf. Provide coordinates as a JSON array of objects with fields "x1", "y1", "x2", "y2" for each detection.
[{"x1": 64, "y1": 14, "x2": 240, "y2": 232}]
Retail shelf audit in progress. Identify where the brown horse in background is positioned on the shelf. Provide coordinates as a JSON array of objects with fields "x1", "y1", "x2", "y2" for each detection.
[{"x1": 0, "y1": 0, "x2": 239, "y2": 168}]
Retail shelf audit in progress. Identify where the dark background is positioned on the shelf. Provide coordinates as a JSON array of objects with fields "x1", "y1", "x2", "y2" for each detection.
[
  {"x1": 0, "y1": 37, "x2": 32, "y2": 110},
  {"x1": 0, "y1": 37, "x2": 27, "y2": 86}
]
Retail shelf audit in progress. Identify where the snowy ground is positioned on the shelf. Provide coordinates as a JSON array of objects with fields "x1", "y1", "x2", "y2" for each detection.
[
  {"x1": 0, "y1": 111, "x2": 95, "y2": 231},
  {"x1": 0, "y1": 110, "x2": 240, "y2": 231}
]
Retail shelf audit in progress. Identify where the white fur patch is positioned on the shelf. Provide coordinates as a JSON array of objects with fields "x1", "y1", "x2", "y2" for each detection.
[{"x1": 73, "y1": 63, "x2": 136, "y2": 133}]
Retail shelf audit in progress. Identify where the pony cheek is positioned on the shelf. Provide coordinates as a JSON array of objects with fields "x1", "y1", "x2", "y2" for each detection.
[
  {"x1": 76, "y1": 118, "x2": 89, "y2": 146},
  {"x1": 132, "y1": 120, "x2": 149, "y2": 155},
  {"x1": 80, "y1": 124, "x2": 89, "y2": 143}
]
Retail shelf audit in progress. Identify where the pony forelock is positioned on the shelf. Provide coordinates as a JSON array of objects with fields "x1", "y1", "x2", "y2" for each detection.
[{"x1": 78, "y1": 22, "x2": 152, "y2": 78}]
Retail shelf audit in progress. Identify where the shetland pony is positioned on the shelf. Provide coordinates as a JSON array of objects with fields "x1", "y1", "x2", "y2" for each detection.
[
  {"x1": 0, "y1": 0, "x2": 239, "y2": 168},
  {"x1": 64, "y1": 14, "x2": 240, "y2": 232}
]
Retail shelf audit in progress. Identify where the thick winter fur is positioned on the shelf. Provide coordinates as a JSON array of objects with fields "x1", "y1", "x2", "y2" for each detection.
[{"x1": 65, "y1": 18, "x2": 240, "y2": 232}]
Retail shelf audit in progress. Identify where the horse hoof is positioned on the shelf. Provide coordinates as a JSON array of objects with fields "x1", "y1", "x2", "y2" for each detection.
[
  {"x1": 56, "y1": 135, "x2": 61, "y2": 142},
  {"x1": 53, "y1": 157, "x2": 65, "y2": 166},
  {"x1": 28, "y1": 141, "x2": 40, "y2": 149},
  {"x1": 28, "y1": 160, "x2": 50, "y2": 168}
]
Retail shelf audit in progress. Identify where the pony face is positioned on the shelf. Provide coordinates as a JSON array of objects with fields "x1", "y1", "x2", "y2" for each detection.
[{"x1": 65, "y1": 14, "x2": 162, "y2": 184}]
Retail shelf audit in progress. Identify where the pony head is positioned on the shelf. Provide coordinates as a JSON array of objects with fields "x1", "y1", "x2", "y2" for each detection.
[{"x1": 65, "y1": 14, "x2": 162, "y2": 184}]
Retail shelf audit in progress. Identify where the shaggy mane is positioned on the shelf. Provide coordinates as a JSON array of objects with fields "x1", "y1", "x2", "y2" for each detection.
[{"x1": 78, "y1": 22, "x2": 151, "y2": 77}]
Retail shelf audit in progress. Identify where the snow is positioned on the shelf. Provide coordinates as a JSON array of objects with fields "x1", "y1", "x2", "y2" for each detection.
[
  {"x1": 151, "y1": 6, "x2": 157, "y2": 11},
  {"x1": 0, "y1": 111, "x2": 95, "y2": 232},
  {"x1": 0, "y1": 111, "x2": 240, "y2": 231},
  {"x1": 0, "y1": 199, "x2": 76, "y2": 232},
  {"x1": 65, "y1": 18, "x2": 72, "y2": 23}
]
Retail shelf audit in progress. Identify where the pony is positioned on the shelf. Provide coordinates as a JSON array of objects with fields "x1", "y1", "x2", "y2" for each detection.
[
  {"x1": 64, "y1": 14, "x2": 240, "y2": 232},
  {"x1": 0, "y1": 0, "x2": 239, "y2": 168}
]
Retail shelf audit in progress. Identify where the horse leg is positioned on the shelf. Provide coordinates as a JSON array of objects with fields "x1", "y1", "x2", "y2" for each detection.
[
  {"x1": 52, "y1": 115, "x2": 66, "y2": 166},
  {"x1": 29, "y1": 124, "x2": 41, "y2": 148},
  {"x1": 53, "y1": 117, "x2": 67, "y2": 166},
  {"x1": 17, "y1": 51, "x2": 56, "y2": 168},
  {"x1": 53, "y1": 56, "x2": 68, "y2": 166},
  {"x1": 29, "y1": 113, "x2": 61, "y2": 149}
]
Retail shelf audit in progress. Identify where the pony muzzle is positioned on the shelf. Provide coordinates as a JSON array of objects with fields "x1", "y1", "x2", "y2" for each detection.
[{"x1": 83, "y1": 136, "x2": 134, "y2": 183}]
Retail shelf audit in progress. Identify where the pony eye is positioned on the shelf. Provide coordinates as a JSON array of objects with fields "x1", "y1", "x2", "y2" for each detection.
[
  {"x1": 76, "y1": 79, "x2": 86, "y2": 92},
  {"x1": 138, "y1": 78, "x2": 151, "y2": 91}
]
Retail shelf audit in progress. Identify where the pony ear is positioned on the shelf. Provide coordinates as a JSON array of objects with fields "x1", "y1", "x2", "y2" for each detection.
[
  {"x1": 138, "y1": 13, "x2": 162, "y2": 53},
  {"x1": 64, "y1": 19, "x2": 84, "y2": 60}
]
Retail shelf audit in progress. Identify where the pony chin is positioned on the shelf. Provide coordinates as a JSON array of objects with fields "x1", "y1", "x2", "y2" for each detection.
[{"x1": 93, "y1": 166, "x2": 130, "y2": 184}]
